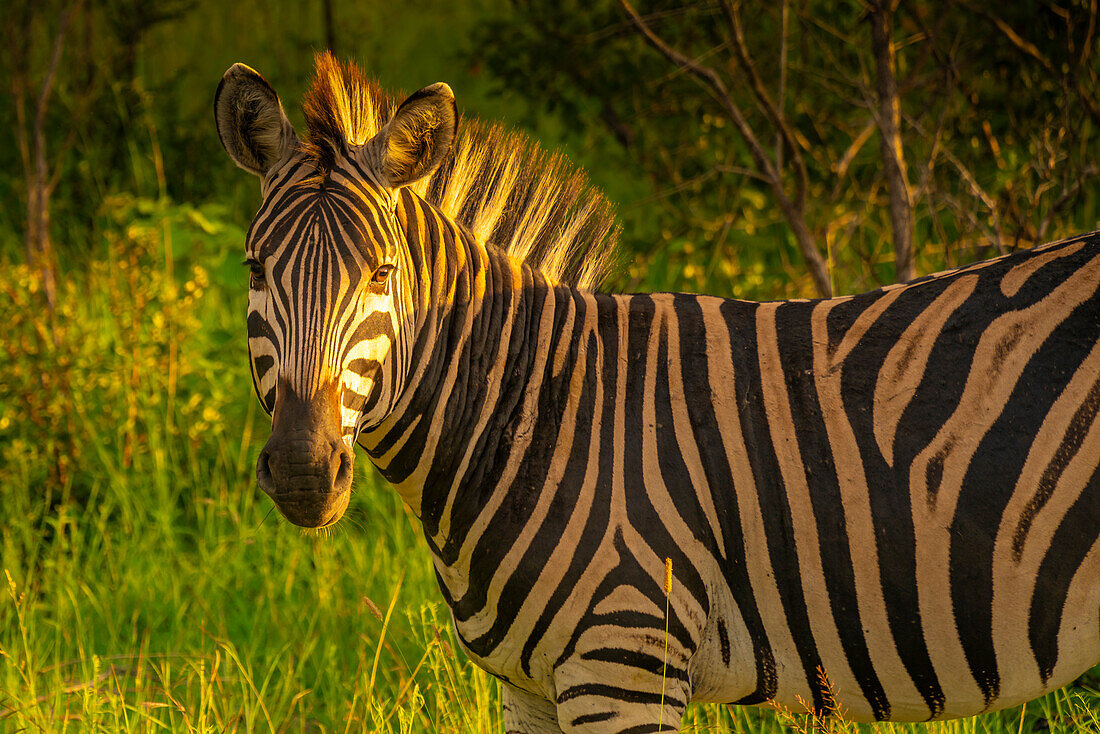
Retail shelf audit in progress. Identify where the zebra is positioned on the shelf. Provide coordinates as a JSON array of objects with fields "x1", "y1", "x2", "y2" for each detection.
[{"x1": 214, "y1": 52, "x2": 1100, "y2": 730}]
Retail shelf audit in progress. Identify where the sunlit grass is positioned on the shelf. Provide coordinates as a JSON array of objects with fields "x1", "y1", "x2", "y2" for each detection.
[
  {"x1": 0, "y1": 431, "x2": 502, "y2": 732},
  {"x1": 1, "y1": 202, "x2": 1098, "y2": 731}
]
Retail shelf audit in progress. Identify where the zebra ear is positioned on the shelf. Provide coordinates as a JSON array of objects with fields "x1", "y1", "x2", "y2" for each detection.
[
  {"x1": 215, "y1": 63, "x2": 298, "y2": 177},
  {"x1": 365, "y1": 83, "x2": 457, "y2": 188}
]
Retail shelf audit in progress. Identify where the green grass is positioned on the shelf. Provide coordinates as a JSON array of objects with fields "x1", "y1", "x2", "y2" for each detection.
[{"x1": 1, "y1": 203, "x2": 1098, "y2": 731}]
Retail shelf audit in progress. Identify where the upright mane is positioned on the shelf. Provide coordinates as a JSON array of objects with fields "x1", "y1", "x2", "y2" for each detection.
[{"x1": 300, "y1": 52, "x2": 621, "y2": 291}]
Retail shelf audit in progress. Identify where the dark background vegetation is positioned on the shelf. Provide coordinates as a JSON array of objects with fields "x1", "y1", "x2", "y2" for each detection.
[
  {"x1": 1, "y1": 0, "x2": 1099, "y2": 730},
  {"x1": 7, "y1": 0, "x2": 1098, "y2": 301}
]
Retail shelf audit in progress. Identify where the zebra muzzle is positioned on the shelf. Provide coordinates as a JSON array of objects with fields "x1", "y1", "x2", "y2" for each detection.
[{"x1": 256, "y1": 382, "x2": 354, "y2": 528}]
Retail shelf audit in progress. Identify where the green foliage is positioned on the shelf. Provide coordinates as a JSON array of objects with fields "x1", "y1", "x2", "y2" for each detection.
[
  {"x1": 0, "y1": 200, "x2": 505, "y2": 731},
  {"x1": 2, "y1": 205, "x2": 1099, "y2": 732},
  {"x1": 8, "y1": 0, "x2": 1096, "y2": 300},
  {"x1": 2, "y1": 1, "x2": 1100, "y2": 730},
  {"x1": 474, "y1": 0, "x2": 1099, "y2": 298}
]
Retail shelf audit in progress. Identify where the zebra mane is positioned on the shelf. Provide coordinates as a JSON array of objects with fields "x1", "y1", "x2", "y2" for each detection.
[{"x1": 301, "y1": 52, "x2": 621, "y2": 291}]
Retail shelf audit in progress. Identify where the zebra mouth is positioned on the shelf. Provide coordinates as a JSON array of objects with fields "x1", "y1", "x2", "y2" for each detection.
[
  {"x1": 254, "y1": 379, "x2": 356, "y2": 528},
  {"x1": 268, "y1": 487, "x2": 352, "y2": 528},
  {"x1": 255, "y1": 439, "x2": 355, "y2": 528}
]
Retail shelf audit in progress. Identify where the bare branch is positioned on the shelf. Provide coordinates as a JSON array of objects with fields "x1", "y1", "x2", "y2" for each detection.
[
  {"x1": 1037, "y1": 165, "x2": 1099, "y2": 239},
  {"x1": 908, "y1": 114, "x2": 1005, "y2": 254},
  {"x1": 955, "y1": 0, "x2": 1055, "y2": 73},
  {"x1": 1077, "y1": 0, "x2": 1100, "y2": 124},
  {"x1": 910, "y1": 104, "x2": 950, "y2": 204},
  {"x1": 618, "y1": 0, "x2": 832, "y2": 296},
  {"x1": 1084, "y1": 0, "x2": 1097, "y2": 67},
  {"x1": 582, "y1": 4, "x2": 708, "y2": 44},
  {"x1": 626, "y1": 167, "x2": 722, "y2": 208},
  {"x1": 46, "y1": 122, "x2": 80, "y2": 196},
  {"x1": 778, "y1": 0, "x2": 789, "y2": 172},
  {"x1": 832, "y1": 118, "x2": 876, "y2": 196},
  {"x1": 22, "y1": 0, "x2": 83, "y2": 311},
  {"x1": 715, "y1": 165, "x2": 771, "y2": 184},
  {"x1": 33, "y1": 1, "x2": 79, "y2": 150},
  {"x1": 718, "y1": 0, "x2": 809, "y2": 211},
  {"x1": 9, "y1": 5, "x2": 33, "y2": 185}
]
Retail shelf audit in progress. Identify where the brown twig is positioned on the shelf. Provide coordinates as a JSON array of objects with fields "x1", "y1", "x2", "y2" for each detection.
[
  {"x1": 618, "y1": 0, "x2": 833, "y2": 296},
  {"x1": 718, "y1": 0, "x2": 809, "y2": 212},
  {"x1": 955, "y1": 0, "x2": 1055, "y2": 73}
]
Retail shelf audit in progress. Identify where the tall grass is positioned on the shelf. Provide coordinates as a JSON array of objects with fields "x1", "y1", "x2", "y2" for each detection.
[{"x1": 1, "y1": 200, "x2": 1097, "y2": 731}]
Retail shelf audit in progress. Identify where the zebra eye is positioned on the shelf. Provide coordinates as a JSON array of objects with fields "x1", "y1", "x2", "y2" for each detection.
[
  {"x1": 371, "y1": 264, "x2": 395, "y2": 285},
  {"x1": 245, "y1": 258, "x2": 265, "y2": 289}
]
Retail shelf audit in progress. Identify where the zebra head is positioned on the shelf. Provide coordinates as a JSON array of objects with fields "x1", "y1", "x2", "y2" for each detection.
[{"x1": 214, "y1": 61, "x2": 457, "y2": 527}]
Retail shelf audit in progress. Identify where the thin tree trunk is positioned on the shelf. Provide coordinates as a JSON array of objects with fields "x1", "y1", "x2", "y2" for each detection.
[
  {"x1": 23, "y1": 2, "x2": 78, "y2": 310},
  {"x1": 870, "y1": 0, "x2": 915, "y2": 282},
  {"x1": 27, "y1": 164, "x2": 58, "y2": 310},
  {"x1": 323, "y1": 0, "x2": 337, "y2": 54}
]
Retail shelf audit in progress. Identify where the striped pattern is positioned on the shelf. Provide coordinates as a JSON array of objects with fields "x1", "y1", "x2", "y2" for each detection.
[
  {"x1": 354, "y1": 211, "x2": 1100, "y2": 726},
  {"x1": 219, "y1": 57, "x2": 1100, "y2": 731}
]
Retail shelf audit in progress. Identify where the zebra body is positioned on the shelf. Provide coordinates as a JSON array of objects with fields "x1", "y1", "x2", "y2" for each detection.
[
  {"x1": 215, "y1": 54, "x2": 1100, "y2": 730},
  {"x1": 369, "y1": 208, "x2": 1100, "y2": 725}
]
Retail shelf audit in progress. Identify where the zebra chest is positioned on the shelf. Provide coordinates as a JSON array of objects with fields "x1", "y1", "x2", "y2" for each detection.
[
  {"x1": 431, "y1": 531, "x2": 701, "y2": 702},
  {"x1": 436, "y1": 535, "x2": 760, "y2": 710},
  {"x1": 426, "y1": 551, "x2": 560, "y2": 699},
  {"x1": 444, "y1": 591, "x2": 561, "y2": 702}
]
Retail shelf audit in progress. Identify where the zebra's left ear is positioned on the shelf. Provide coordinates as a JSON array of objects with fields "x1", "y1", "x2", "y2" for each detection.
[{"x1": 365, "y1": 83, "x2": 457, "y2": 188}]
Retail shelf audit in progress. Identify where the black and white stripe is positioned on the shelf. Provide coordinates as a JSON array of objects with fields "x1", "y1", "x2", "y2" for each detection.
[
  {"x1": 360, "y1": 186, "x2": 1100, "y2": 726},
  {"x1": 217, "y1": 56, "x2": 1100, "y2": 732}
]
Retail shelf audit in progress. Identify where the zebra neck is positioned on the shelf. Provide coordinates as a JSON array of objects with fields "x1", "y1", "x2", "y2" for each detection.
[
  {"x1": 422, "y1": 269, "x2": 612, "y2": 610},
  {"x1": 361, "y1": 200, "x2": 579, "y2": 542}
]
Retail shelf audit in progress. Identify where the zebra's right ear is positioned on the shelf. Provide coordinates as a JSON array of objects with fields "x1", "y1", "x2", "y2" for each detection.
[{"x1": 214, "y1": 63, "x2": 298, "y2": 177}]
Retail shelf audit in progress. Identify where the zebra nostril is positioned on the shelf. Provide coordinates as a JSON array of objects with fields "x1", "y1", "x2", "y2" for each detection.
[
  {"x1": 333, "y1": 444, "x2": 353, "y2": 493},
  {"x1": 256, "y1": 448, "x2": 275, "y2": 495}
]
